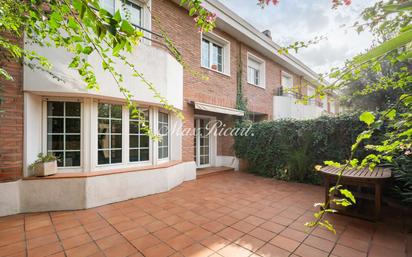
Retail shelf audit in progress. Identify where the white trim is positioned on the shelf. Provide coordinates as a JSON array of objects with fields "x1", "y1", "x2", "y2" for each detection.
[
  {"x1": 247, "y1": 52, "x2": 266, "y2": 89},
  {"x1": 42, "y1": 99, "x2": 83, "y2": 172},
  {"x1": 194, "y1": 115, "x2": 217, "y2": 168},
  {"x1": 200, "y1": 31, "x2": 231, "y2": 76},
  {"x1": 194, "y1": 102, "x2": 244, "y2": 117},
  {"x1": 281, "y1": 71, "x2": 294, "y2": 88}
]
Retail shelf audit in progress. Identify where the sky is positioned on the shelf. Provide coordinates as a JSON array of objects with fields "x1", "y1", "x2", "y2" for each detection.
[{"x1": 221, "y1": 0, "x2": 378, "y2": 74}]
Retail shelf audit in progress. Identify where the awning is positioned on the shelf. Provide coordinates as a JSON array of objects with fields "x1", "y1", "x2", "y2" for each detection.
[{"x1": 193, "y1": 101, "x2": 245, "y2": 117}]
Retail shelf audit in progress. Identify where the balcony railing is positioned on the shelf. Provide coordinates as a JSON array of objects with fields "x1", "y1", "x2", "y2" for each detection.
[{"x1": 275, "y1": 87, "x2": 322, "y2": 107}]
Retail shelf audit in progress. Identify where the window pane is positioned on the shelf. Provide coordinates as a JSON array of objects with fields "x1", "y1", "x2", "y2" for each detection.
[
  {"x1": 140, "y1": 148, "x2": 149, "y2": 161},
  {"x1": 65, "y1": 151, "x2": 80, "y2": 167},
  {"x1": 48, "y1": 118, "x2": 63, "y2": 133},
  {"x1": 98, "y1": 104, "x2": 110, "y2": 118},
  {"x1": 98, "y1": 119, "x2": 109, "y2": 133},
  {"x1": 99, "y1": 0, "x2": 115, "y2": 13},
  {"x1": 111, "y1": 150, "x2": 122, "y2": 163},
  {"x1": 140, "y1": 135, "x2": 149, "y2": 148},
  {"x1": 66, "y1": 102, "x2": 81, "y2": 116},
  {"x1": 129, "y1": 121, "x2": 139, "y2": 134},
  {"x1": 52, "y1": 151, "x2": 64, "y2": 167},
  {"x1": 124, "y1": 1, "x2": 141, "y2": 26},
  {"x1": 66, "y1": 135, "x2": 81, "y2": 150},
  {"x1": 111, "y1": 105, "x2": 122, "y2": 119},
  {"x1": 98, "y1": 150, "x2": 110, "y2": 165},
  {"x1": 129, "y1": 135, "x2": 138, "y2": 148},
  {"x1": 47, "y1": 101, "x2": 82, "y2": 167},
  {"x1": 213, "y1": 44, "x2": 223, "y2": 72},
  {"x1": 111, "y1": 135, "x2": 122, "y2": 149},
  {"x1": 47, "y1": 102, "x2": 64, "y2": 116},
  {"x1": 111, "y1": 120, "x2": 122, "y2": 133},
  {"x1": 66, "y1": 118, "x2": 81, "y2": 133},
  {"x1": 98, "y1": 135, "x2": 109, "y2": 150},
  {"x1": 48, "y1": 135, "x2": 64, "y2": 150},
  {"x1": 201, "y1": 39, "x2": 210, "y2": 68},
  {"x1": 130, "y1": 149, "x2": 139, "y2": 162}
]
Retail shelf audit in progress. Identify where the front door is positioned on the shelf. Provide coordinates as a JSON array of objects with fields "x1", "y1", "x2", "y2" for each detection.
[{"x1": 194, "y1": 118, "x2": 211, "y2": 168}]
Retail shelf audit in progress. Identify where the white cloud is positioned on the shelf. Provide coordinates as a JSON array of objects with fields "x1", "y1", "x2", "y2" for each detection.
[{"x1": 220, "y1": 0, "x2": 378, "y2": 74}]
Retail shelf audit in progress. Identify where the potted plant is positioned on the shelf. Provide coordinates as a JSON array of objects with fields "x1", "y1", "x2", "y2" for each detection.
[
  {"x1": 29, "y1": 153, "x2": 58, "y2": 177},
  {"x1": 211, "y1": 64, "x2": 217, "y2": 70}
]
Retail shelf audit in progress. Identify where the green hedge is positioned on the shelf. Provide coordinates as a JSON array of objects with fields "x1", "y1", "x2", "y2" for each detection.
[{"x1": 234, "y1": 113, "x2": 366, "y2": 184}]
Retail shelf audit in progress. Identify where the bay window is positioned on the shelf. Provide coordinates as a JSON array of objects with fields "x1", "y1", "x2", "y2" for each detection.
[
  {"x1": 47, "y1": 101, "x2": 81, "y2": 167},
  {"x1": 97, "y1": 103, "x2": 122, "y2": 165},
  {"x1": 129, "y1": 109, "x2": 150, "y2": 162},
  {"x1": 158, "y1": 112, "x2": 169, "y2": 160}
]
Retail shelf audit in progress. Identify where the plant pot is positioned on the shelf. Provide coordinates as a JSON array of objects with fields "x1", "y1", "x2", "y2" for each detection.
[
  {"x1": 211, "y1": 64, "x2": 217, "y2": 70},
  {"x1": 34, "y1": 160, "x2": 58, "y2": 177}
]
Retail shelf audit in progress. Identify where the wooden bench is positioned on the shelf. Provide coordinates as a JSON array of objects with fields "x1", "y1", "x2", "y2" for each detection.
[{"x1": 319, "y1": 166, "x2": 391, "y2": 220}]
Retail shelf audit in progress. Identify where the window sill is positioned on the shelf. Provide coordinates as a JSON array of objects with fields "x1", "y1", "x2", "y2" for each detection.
[
  {"x1": 23, "y1": 160, "x2": 182, "y2": 180},
  {"x1": 201, "y1": 66, "x2": 231, "y2": 78},
  {"x1": 247, "y1": 82, "x2": 265, "y2": 89}
]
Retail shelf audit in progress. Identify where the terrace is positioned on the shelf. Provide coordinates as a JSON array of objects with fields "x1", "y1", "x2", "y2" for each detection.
[{"x1": 0, "y1": 172, "x2": 409, "y2": 257}]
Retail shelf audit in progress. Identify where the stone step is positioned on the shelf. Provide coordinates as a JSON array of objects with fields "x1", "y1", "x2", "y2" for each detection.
[{"x1": 196, "y1": 166, "x2": 235, "y2": 178}]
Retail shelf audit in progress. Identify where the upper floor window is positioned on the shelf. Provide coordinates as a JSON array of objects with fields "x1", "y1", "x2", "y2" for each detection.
[
  {"x1": 121, "y1": 1, "x2": 142, "y2": 27},
  {"x1": 201, "y1": 33, "x2": 230, "y2": 75},
  {"x1": 281, "y1": 71, "x2": 293, "y2": 96},
  {"x1": 100, "y1": 0, "x2": 142, "y2": 27},
  {"x1": 129, "y1": 109, "x2": 150, "y2": 162},
  {"x1": 158, "y1": 112, "x2": 169, "y2": 160},
  {"x1": 247, "y1": 53, "x2": 265, "y2": 88},
  {"x1": 307, "y1": 85, "x2": 316, "y2": 105},
  {"x1": 100, "y1": 0, "x2": 115, "y2": 14},
  {"x1": 97, "y1": 103, "x2": 123, "y2": 165},
  {"x1": 202, "y1": 38, "x2": 223, "y2": 72},
  {"x1": 47, "y1": 101, "x2": 81, "y2": 167}
]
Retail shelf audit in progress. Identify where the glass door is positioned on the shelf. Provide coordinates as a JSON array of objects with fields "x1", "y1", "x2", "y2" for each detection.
[{"x1": 194, "y1": 118, "x2": 210, "y2": 167}]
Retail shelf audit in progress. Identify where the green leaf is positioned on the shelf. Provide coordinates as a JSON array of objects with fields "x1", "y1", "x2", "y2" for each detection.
[
  {"x1": 324, "y1": 161, "x2": 341, "y2": 168},
  {"x1": 386, "y1": 109, "x2": 396, "y2": 120},
  {"x1": 354, "y1": 29, "x2": 412, "y2": 65},
  {"x1": 339, "y1": 189, "x2": 356, "y2": 204},
  {"x1": 82, "y1": 46, "x2": 93, "y2": 55},
  {"x1": 360, "y1": 112, "x2": 375, "y2": 126},
  {"x1": 120, "y1": 20, "x2": 135, "y2": 36}
]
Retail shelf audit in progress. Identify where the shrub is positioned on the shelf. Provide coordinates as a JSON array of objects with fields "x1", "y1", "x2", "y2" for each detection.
[
  {"x1": 234, "y1": 113, "x2": 366, "y2": 184},
  {"x1": 389, "y1": 155, "x2": 412, "y2": 205}
]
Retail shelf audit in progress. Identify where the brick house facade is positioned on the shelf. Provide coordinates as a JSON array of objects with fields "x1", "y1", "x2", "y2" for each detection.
[{"x1": 0, "y1": 0, "x2": 338, "y2": 216}]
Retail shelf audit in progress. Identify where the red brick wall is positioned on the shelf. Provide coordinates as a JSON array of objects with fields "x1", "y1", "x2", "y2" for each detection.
[
  {"x1": 0, "y1": 58, "x2": 24, "y2": 181},
  {"x1": 151, "y1": 0, "x2": 305, "y2": 161}
]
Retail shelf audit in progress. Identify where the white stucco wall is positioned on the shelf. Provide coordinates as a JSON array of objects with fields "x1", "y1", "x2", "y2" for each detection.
[
  {"x1": 216, "y1": 156, "x2": 239, "y2": 171},
  {"x1": 273, "y1": 96, "x2": 324, "y2": 120},
  {"x1": 0, "y1": 161, "x2": 196, "y2": 216},
  {"x1": 24, "y1": 42, "x2": 183, "y2": 109},
  {"x1": 0, "y1": 181, "x2": 20, "y2": 217}
]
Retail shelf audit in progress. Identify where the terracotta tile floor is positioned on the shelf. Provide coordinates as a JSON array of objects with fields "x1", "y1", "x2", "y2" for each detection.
[{"x1": 0, "y1": 172, "x2": 411, "y2": 257}]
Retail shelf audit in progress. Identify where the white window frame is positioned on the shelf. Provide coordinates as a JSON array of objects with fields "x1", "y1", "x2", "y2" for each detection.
[
  {"x1": 129, "y1": 108, "x2": 151, "y2": 164},
  {"x1": 281, "y1": 71, "x2": 294, "y2": 96},
  {"x1": 157, "y1": 111, "x2": 170, "y2": 161},
  {"x1": 42, "y1": 98, "x2": 83, "y2": 172},
  {"x1": 247, "y1": 52, "x2": 266, "y2": 88},
  {"x1": 307, "y1": 85, "x2": 316, "y2": 105},
  {"x1": 100, "y1": 0, "x2": 151, "y2": 41},
  {"x1": 97, "y1": 103, "x2": 123, "y2": 165},
  {"x1": 201, "y1": 32, "x2": 231, "y2": 76}
]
